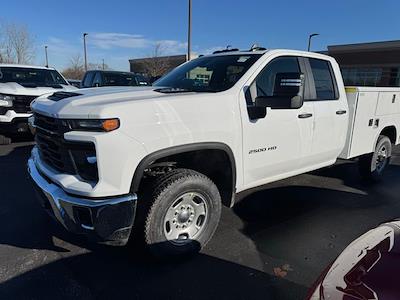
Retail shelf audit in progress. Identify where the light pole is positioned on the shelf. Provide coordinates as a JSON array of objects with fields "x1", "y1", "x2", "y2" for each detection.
[
  {"x1": 102, "y1": 59, "x2": 105, "y2": 70},
  {"x1": 83, "y1": 33, "x2": 88, "y2": 71},
  {"x1": 187, "y1": 0, "x2": 192, "y2": 61},
  {"x1": 44, "y1": 45, "x2": 49, "y2": 68},
  {"x1": 308, "y1": 33, "x2": 319, "y2": 52}
]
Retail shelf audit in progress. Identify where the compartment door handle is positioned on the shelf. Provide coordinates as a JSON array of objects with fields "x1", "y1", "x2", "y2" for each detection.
[{"x1": 336, "y1": 110, "x2": 347, "y2": 115}]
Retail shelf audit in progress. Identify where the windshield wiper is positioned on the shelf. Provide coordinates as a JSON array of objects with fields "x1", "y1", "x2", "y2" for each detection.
[
  {"x1": 155, "y1": 87, "x2": 194, "y2": 94},
  {"x1": 155, "y1": 87, "x2": 218, "y2": 94}
]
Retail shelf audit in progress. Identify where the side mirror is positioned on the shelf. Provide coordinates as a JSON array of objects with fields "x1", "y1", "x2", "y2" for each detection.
[{"x1": 255, "y1": 72, "x2": 304, "y2": 109}]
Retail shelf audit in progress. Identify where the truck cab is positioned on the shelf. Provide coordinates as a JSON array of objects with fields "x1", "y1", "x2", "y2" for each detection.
[
  {"x1": 239, "y1": 51, "x2": 349, "y2": 189},
  {"x1": 27, "y1": 49, "x2": 398, "y2": 257}
]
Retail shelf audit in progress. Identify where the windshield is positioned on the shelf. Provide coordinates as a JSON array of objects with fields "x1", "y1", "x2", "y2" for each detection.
[
  {"x1": 154, "y1": 54, "x2": 262, "y2": 92},
  {"x1": 0, "y1": 67, "x2": 68, "y2": 87},
  {"x1": 103, "y1": 72, "x2": 149, "y2": 87}
]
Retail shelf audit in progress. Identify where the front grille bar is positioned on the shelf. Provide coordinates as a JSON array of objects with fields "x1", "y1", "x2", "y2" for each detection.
[{"x1": 34, "y1": 112, "x2": 98, "y2": 182}]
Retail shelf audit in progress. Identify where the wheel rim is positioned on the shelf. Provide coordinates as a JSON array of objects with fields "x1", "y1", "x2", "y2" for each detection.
[
  {"x1": 163, "y1": 192, "x2": 208, "y2": 245},
  {"x1": 375, "y1": 144, "x2": 388, "y2": 173}
]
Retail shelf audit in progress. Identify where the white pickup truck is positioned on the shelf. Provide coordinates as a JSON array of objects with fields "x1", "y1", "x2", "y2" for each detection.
[
  {"x1": 0, "y1": 64, "x2": 77, "y2": 144},
  {"x1": 28, "y1": 49, "x2": 400, "y2": 257}
]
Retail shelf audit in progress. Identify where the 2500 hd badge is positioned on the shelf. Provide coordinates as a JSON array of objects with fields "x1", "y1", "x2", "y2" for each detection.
[{"x1": 249, "y1": 146, "x2": 277, "y2": 155}]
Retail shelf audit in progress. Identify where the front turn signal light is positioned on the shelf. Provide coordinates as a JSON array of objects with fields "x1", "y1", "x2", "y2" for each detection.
[{"x1": 102, "y1": 119, "x2": 120, "y2": 132}]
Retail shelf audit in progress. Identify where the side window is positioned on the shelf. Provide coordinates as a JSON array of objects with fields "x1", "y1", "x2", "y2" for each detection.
[
  {"x1": 92, "y1": 72, "x2": 102, "y2": 87},
  {"x1": 82, "y1": 72, "x2": 95, "y2": 88},
  {"x1": 253, "y1": 57, "x2": 301, "y2": 99},
  {"x1": 309, "y1": 58, "x2": 337, "y2": 100}
]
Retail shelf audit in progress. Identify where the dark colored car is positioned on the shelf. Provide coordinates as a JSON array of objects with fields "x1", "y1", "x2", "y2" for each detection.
[
  {"x1": 307, "y1": 220, "x2": 400, "y2": 300},
  {"x1": 81, "y1": 70, "x2": 149, "y2": 88}
]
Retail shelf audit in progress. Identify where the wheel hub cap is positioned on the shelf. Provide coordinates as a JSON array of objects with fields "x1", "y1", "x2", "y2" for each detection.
[
  {"x1": 163, "y1": 192, "x2": 208, "y2": 245},
  {"x1": 177, "y1": 209, "x2": 191, "y2": 223}
]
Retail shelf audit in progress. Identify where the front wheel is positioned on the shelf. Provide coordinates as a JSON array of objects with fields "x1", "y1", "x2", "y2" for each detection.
[
  {"x1": 359, "y1": 135, "x2": 392, "y2": 181},
  {"x1": 141, "y1": 169, "x2": 222, "y2": 258}
]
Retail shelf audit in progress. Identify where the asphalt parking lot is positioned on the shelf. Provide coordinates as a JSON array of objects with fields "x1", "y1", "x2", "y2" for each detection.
[{"x1": 1, "y1": 140, "x2": 400, "y2": 300}]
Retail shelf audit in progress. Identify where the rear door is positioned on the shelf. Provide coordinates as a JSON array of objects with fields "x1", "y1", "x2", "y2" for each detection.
[{"x1": 306, "y1": 58, "x2": 348, "y2": 164}]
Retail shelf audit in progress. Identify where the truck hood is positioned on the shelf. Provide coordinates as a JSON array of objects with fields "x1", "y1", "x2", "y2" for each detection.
[
  {"x1": 0, "y1": 82, "x2": 77, "y2": 96},
  {"x1": 31, "y1": 86, "x2": 194, "y2": 118}
]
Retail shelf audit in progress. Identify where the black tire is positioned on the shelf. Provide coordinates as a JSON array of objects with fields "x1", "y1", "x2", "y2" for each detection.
[
  {"x1": 0, "y1": 134, "x2": 11, "y2": 145},
  {"x1": 359, "y1": 135, "x2": 392, "y2": 181},
  {"x1": 139, "y1": 169, "x2": 221, "y2": 258}
]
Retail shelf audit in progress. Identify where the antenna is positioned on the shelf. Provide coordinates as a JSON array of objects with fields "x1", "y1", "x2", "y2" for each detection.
[
  {"x1": 250, "y1": 43, "x2": 259, "y2": 50},
  {"x1": 249, "y1": 44, "x2": 267, "y2": 51}
]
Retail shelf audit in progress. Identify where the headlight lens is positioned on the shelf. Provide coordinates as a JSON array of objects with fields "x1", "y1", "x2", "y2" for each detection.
[
  {"x1": 0, "y1": 94, "x2": 15, "y2": 107},
  {"x1": 68, "y1": 118, "x2": 120, "y2": 132}
]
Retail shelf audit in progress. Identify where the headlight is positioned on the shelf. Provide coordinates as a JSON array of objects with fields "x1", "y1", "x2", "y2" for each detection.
[
  {"x1": 0, "y1": 94, "x2": 15, "y2": 107},
  {"x1": 68, "y1": 118, "x2": 120, "y2": 132}
]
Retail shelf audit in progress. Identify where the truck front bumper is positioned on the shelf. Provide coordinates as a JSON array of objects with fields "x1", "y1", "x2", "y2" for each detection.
[
  {"x1": 27, "y1": 158, "x2": 137, "y2": 245},
  {"x1": 0, "y1": 117, "x2": 31, "y2": 134}
]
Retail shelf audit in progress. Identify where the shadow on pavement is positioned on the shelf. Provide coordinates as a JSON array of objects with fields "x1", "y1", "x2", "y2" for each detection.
[
  {"x1": 0, "y1": 242, "x2": 306, "y2": 300},
  {"x1": 233, "y1": 159, "x2": 400, "y2": 287}
]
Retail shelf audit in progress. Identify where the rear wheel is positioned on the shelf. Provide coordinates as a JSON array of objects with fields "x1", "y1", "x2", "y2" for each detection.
[
  {"x1": 359, "y1": 135, "x2": 392, "y2": 181},
  {"x1": 0, "y1": 134, "x2": 11, "y2": 145},
  {"x1": 139, "y1": 169, "x2": 221, "y2": 258}
]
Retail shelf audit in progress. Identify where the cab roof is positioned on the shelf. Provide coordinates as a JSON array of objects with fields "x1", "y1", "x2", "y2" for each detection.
[
  {"x1": 0, "y1": 63, "x2": 55, "y2": 70},
  {"x1": 206, "y1": 48, "x2": 334, "y2": 61}
]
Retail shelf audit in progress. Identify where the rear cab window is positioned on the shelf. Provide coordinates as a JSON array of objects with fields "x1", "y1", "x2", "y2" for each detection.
[
  {"x1": 82, "y1": 72, "x2": 95, "y2": 88},
  {"x1": 92, "y1": 72, "x2": 102, "y2": 86},
  {"x1": 308, "y1": 58, "x2": 338, "y2": 100}
]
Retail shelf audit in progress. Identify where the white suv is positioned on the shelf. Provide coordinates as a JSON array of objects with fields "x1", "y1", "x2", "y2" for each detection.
[{"x1": 0, "y1": 64, "x2": 77, "y2": 144}]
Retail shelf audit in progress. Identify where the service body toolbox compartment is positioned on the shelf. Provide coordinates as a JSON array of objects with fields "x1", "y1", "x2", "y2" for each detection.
[{"x1": 340, "y1": 87, "x2": 400, "y2": 159}]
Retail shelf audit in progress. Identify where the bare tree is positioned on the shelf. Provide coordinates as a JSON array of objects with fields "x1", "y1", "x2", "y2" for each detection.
[
  {"x1": 62, "y1": 55, "x2": 113, "y2": 80},
  {"x1": 142, "y1": 43, "x2": 170, "y2": 78},
  {"x1": 62, "y1": 54, "x2": 85, "y2": 79},
  {"x1": 88, "y1": 62, "x2": 111, "y2": 71},
  {"x1": 0, "y1": 22, "x2": 35, "y2": 64},
  {"x1": 0, "y1": 23, "x2": 14, "y2": 63}
]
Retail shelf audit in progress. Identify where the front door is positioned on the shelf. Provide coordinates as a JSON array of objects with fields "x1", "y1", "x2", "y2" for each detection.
[{"x1": 241, "y1": 56, "x2": 314, "y2": 188}]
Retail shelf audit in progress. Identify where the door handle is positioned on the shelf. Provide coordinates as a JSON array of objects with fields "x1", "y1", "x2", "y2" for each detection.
[
  {"x1": 298, "y1": 113, "x2": 313, "y2": 119},
  {"x1": 336, "y1": 110, "x2": 347, "y2": 115}
]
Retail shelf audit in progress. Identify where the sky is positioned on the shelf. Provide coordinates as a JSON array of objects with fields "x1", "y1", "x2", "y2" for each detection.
[{"x1": 3, "y1": 0, "x2": 400, "y2": 71}]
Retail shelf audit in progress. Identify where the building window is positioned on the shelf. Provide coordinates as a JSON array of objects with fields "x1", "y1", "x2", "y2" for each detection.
[
  {"x1": 389, "y1": 67, "x2": 400, "y2": 86},
  {"x1": 341, "y1": 67, "x2": 400, "y2": 87}
]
